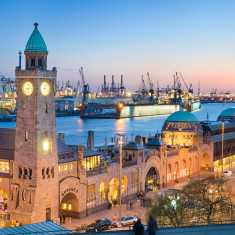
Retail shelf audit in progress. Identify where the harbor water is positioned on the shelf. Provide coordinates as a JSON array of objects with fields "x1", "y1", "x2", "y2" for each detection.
[{"x1": 0, "y1": 103, "x2": 234, "y2": 146}]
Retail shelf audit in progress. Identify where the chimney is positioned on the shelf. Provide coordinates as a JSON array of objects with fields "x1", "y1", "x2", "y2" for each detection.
[
  {"x1": 87, "y1": 130, "x2": 95, "y2": 150},
  {"x1": 58, "y1": 133, "x2": 65, "y2": 143}
]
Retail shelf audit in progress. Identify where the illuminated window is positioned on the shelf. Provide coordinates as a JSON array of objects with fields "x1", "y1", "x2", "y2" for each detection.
[
  {"x1": 43, "y1": 139, "x2": 52, "y2": 155},
  {"x1": 70, "y1": 164, "x2": 74, "y2": 170},
  {"x1": 59, "y1": 166, "x2": 63, "y2": 172},
  {"x1": 64, "y1": 165, "x2": 68, "y2": 171},
  {"x1": 0, "y1": 162, "x2": 9, "y2": 173},
  {"x1": 68, "y1": 204, "x2": 72, "y2": 210}
]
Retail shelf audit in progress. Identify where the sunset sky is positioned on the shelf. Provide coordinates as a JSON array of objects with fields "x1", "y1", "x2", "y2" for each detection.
[{"x1": 1, "y1": 0, "x2": 235, "y2": 94}]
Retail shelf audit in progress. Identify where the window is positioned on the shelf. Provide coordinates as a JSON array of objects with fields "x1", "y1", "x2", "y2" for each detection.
[
  {"x1": 29, "y1": 168, "x2": 32, "y2": 180},
  {"x1": 59, "y1": 165, "x2": 63, "y2": 172},
  {"x1": 70, "y1": 164, "x2": 74, "y2": 171},
  {"x1": 42, "y1": 168, "x2": 45, "y2": 179},
  {"x1": 46, "y1": 168, "x2": 50, "y2": 178},
  {"x1": 22, "y1": 190, "x2": 26, "y2": 201},
  {"x1": 51, "y1": 167, "x2": 54, "y2": 178},
  {"x1": 24, "y1": 168, "x2": 28, "y2": 179},
  {"x1": 0, "y1": 161, "x2": 9, "y2": 173},
  {"x1": 64, "y1": 165, "x2": 68, "y2": 171},
  {"x1": 38, "y1": 59, "x2": 42, "y2": 67},
  {"x1": 31, "y1": 59, "x2": 35, "y2": 66},
  {"x1": 45, "y1": 103, "x2": 48, "y2": 113},
  {"x1": 19, "y1": 167, "x2": 22, "y2": 178},
  {"x1": 43, "y1": 139, "x2": 52, "y2": 155},
  {"x1": 25, "y1": 131, "x2": 28, "y2": 141}
]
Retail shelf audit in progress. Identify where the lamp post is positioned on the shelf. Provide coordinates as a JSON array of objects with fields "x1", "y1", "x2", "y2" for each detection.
[
  {"x1": 221, "y1": 122, "x2": 224, "y2": 176},
  {"x1": 115, "y1": 133, "x2": 125, "y2": 223}
]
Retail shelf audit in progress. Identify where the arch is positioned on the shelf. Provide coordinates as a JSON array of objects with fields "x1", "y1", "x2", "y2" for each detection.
[
  {"x1": 188, "y1": 158, "x2": 192, "y2": 176},
  {"x1": 121, "y1": 175, "x2": 128, "y2": 195},
  {"x1": 99, "y1": 181, "x2": 108, "y2": 199},
  {"x1": 167, "y1": 164, "x2": 172, "y2": 182},
  {"x1": 60, "y1": 192, "x2": 78, "y2": 218},
  {"x1": 108, "y1": 178, "x2": 119, "y2": 203},
  {"x1": 174, "y1": 162, "x2": 179, "y2": 182},
  {"x1": 181, "y1": 160, "x2": 187, "y2": 177},
  {"x1": 145, "y1": 167, "x2": 159, "y2": 193},
  {"x1": 201, "y1": 153, "x2": 211, "y2": 172}
]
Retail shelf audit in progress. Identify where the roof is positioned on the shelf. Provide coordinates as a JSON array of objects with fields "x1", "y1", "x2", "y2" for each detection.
[
  {"x1": 208, "y1": 122, "x2": 235, "y2": 132},
  {"x1": 211, "y1": 131, "x2": 235, "y2": 143},
  {"x1": 83, "y1": 149, "x2": 101, "y2": 157},
  {"x1": 25, "y1": 23, "x2": 48, "y2": 53},
  {"x1": 0, "y1": 221, "x2": 72, "y2": 234},
  {"x1": 166, "y1": 111, "x2": 199, "y2": 123},
  {"x1": 0, "y1": 128, "x2": 15, "y2": 150},
  {"x1": 146, "y1": 138, "x2": 166, "y2": 146},
  {"x1": 57, "y1": 139, "x2": 78, "y2": 163},
  {"x1": 218, "y1": 108, "x2": 235, "y2": 117},
  {"x1": 123, "y1": 141, "x2": 144, "y2": 150}
]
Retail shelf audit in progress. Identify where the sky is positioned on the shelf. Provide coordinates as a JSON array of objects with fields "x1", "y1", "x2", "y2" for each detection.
[{"x1": 1, "y1": 0, "x2": 235, "y2": 94}]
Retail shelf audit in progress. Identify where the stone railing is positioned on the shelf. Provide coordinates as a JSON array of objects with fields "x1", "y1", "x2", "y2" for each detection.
[{"x1": 86, "y1": 166, "x2": 107, "y2": 177}]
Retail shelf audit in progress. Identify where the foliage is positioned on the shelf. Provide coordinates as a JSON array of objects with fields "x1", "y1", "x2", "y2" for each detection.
[
  {"x1": 181, "y1": 177, "x2": 234, "y2": 222},
  {"x1": 146, "y1": 177, "x2": 234, "y2": 226},
  {"x1": 146, "y1": 194, "x2": 190, "y2": 226}
]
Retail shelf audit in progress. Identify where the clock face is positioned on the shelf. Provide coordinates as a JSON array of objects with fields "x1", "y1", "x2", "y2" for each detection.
[
  {"x1": 22, "y1": 82, "x2": 33, "y2": 96},
  {"x1": 40, "y1": 82, "x2": 51, "y2": 96}
]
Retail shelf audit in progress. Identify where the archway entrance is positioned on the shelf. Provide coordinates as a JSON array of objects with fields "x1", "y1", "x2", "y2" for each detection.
[
  {"x1": 201, "y1": 153, "x2": 211, "y2": 172},
  {"x1": 108, "y1": 178, "x2": 119, "y2": 204},
  {"x1": 60, "y1": 193, "x2": 78, "y2": 218},
  {"x1": 145, "y1": 167, "x2": 159, "y2": 193},
  {"x1": 0, "y1": 189, "x2": 7, "y2": 228}
]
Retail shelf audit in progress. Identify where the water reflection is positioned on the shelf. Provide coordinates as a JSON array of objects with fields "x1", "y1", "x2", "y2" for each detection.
[{"x1": 1, "y1": 103, "x2": 235, "y2": 147}]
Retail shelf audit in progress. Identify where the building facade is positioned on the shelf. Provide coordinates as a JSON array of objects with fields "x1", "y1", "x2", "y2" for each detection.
[{"x1": 0, "y1": 24, "x2": 230, "y2": 227}]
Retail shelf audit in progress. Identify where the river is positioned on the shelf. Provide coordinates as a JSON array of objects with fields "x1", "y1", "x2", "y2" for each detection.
[{"x1": 0, "y1": 103, "x2": 234, "y2": 146}]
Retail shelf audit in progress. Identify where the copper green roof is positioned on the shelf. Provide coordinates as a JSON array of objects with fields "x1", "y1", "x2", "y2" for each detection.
[
  {"x1": 146, "y1": 138, "x2": 166, "y2": 146},
  {"x1": 218, "y1": 108, "x2": 235, "y2": 117},
  {"x1": 25, "y1": 23, "x2": 48, "y2": 53},
  {"x1": 166, "y1": 111, "x2": 199, "y2": 123}
]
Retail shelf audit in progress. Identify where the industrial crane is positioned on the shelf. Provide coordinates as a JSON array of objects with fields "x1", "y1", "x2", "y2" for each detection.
[
  {"x1": 79, "y1": 67, "x2": 89, "y2": 104},
  {"x1": 178, "y1": 72, "x2": 193, "y2": 94},
  {"x1": 147, "y1": 72, "x2": 154, "y2": 103}
]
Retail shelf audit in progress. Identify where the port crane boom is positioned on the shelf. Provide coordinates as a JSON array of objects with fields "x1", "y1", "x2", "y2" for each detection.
[{"x1": 79, "y1": 67, "x2": 89, "y2": 104}]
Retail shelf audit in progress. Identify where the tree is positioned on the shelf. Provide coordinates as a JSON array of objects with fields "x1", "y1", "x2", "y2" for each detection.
[
  {"x1": 146, "y1": 193, "x2": 190, "y2": 226},
  {"x1": 181, "y1": 177, "x2": 234, "y2": 222}
]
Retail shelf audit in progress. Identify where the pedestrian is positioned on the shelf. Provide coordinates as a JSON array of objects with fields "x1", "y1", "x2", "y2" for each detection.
[
  {"x1": 62, "y1": 214, "x2": 66, "y2": 224},
  {"x1": 133, "y1": 218, "x2": 144, "y2": 235},
  {"x1": 147, "y1": 215, "x2": 157, "y2": 235}
]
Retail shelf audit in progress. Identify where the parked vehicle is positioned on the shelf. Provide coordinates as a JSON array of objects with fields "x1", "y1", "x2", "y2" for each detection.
[
  {"x1": 222, "y1": 171, "x2": 232, "y2": 177},
  {"x1": 86, "y1": 219, "x2": 112, "y2": 232},
  {"x1": 121, "y1": 216, "x2": 138, "y2": 226}
]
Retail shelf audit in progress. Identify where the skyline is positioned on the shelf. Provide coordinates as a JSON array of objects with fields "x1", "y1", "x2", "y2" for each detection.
[{"x1": 1, "y1": 0, "x2": 235, "y2": 93}]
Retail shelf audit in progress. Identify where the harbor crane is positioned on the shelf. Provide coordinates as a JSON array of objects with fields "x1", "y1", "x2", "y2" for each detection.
[
  {"x1": 79, "y1": 67, "x2": 90, "y2": 104},
  {"x1": 147, "y1": 72, "x2": 154, "y2": 103},
  {"x1": 178, "y1": 72, "x2": 193, "y2": 94},
  {"x1": 139, "y1": 75, "x2": 148, "y2": 97}
]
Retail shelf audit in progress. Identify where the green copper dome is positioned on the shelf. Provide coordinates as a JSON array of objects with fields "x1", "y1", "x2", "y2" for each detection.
[
  {"x1": 218, "y1": 108, "x2": 235, "y2": 117},
  {"x1": 25, "y1": 23, "x2": 48, "y2": 53},
  {"x1": 166, "y1": 111, "x2": 199, "y2": 123}
]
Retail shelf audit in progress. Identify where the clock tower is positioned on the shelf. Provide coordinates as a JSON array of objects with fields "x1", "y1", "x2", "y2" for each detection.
[{"x1": 9, "y1": 23, "x2": 59, "y2": 225}]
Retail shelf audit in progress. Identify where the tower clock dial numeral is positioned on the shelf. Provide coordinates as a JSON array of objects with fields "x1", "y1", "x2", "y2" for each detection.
[
  {"x1": 22, "y1": 82, "x2": 33, "y2": 96},
  {"x1": 40, "y1": 82, "x2": 51, "y2": 96}
]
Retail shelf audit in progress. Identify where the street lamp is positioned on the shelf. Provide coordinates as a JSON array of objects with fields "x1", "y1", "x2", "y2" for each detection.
[{"x1": 115, "y1": 133, "x2": 126, "y2": 223}]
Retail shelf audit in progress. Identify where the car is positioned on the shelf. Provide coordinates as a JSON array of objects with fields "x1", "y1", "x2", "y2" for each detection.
[
  {"x1": 86, "y1": 219, "x2": 112, "y2": 232},
  {"x1": 222, "y1": 171, "x2": 232, "y2": 177},
  {"x1": 121, "y1": 216, "x2": 138, "y2": 226}
]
